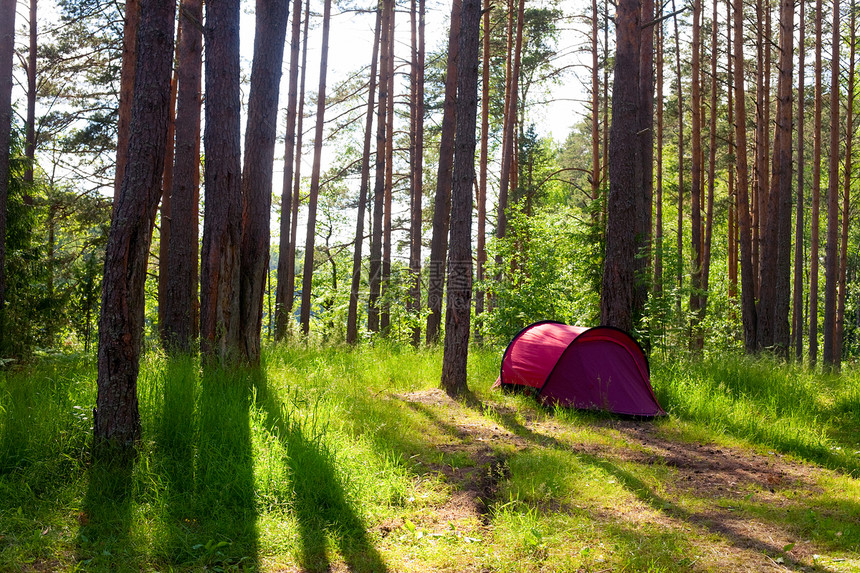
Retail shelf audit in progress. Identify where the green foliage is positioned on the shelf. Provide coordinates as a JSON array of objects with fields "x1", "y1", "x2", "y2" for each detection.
[{"x1": 481, "y1": 206, "x2": 601, "y2": 343}]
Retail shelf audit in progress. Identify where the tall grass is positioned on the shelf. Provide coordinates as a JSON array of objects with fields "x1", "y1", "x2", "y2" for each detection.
[{"x1": 653, "y1": 353, "x2": 860, "y2": 475}]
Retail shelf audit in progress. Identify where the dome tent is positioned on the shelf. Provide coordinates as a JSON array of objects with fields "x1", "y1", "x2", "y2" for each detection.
[{"x1": 494, "y1": 321, "x2": 665, "y2": 417}]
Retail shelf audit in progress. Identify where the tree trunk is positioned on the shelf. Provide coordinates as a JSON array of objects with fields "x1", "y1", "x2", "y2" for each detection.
[
  {"x1": 689, "y1": 0, "x2": 703, "y2": 349},
  {"x1": 601, "y1": 0, "x2": 642, "y2": 331},
  {"x1": 425, "y1": 0, "x2": 460, "y2": 343},
  {"x1": 275, "y1": 0, "x2": 305, "y2": 340},
  {"x1": 369, "y1": 0, "x2": 394, "y2": 334},
  {"x1": 285, "y1": 0, "x2": 311, "y2": 319},
  {"x1": 114, "y1": 0, "x2": 140, "y2": 214},
  {"x1": 299, "y1": 0, "x2": 332, "y2": 336},
  {"x1": 239, "y1": 0, "x2": 290, "y2": 362},
  {"x1": 200, "y1": 0, "x2": 243, "y2": 364},
  {"x1": 792, "y1": 0, "x2": 805, "y2": 360},
  {"x1": 672, "y1": 0, "x2": 684, "y2": 315},
  {"x1": 162, "y1": 0, "x2": 203, "y2": 353},
  {"x1": 727, "y1": 0, "x2": 737, "y2": 301},
  {"x1": 809, "y1": 0, "x2": 822, "y2": 364},
  {"x1": 94, "y1": 0, "x2": 175, "y2": 447},
  {"x1": 700, "y1": 0, "x2": 718, "y2": 347},
  {"x1": 475, "y1": 0, "x2": 490, "y2": 339},
  {"x1": 346, "y1": 8, "x2": 381, "y2": 344},
  {"x1": 0, "y1": 0, "x2": 15, "y2": 338},
  {"x1": 836, "y1": 2, "x2": 856, "y2": 369},
  {"x1": 24, "y1": 0, "x2": 36, "y2": 184},
  {"x1": 409, "y1": 0, "x2": 425, "y2": 346},
  {"x1": 733, "y1": 0, "x2": 757, "y2": 351},
  {"x1": 380, "y1": 3, "x2": 395, "y2": 333},
  {"x1": 634, "y1": 0, "x2": 653, "y2": 329},
  {"x1": 822, "y1": 0, "x2": 840, "y2": 367},
  {"x1": 591, "y1": 0, "x2": 601, "y2": 211},
  {"x1": 654, "y1": 6, "x2": 663, "y2": 304},
  {"x1": 440, "y1": 0, "x2": 479, "y2": 397},
  {"x1": 757, "y1": 0, "x2": 794, "y2": 354},
  {"x1": 157, "y1": 41, "x2": 178, "y2": 344}
]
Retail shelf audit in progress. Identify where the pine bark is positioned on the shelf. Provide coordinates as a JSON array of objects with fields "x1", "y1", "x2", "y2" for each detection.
[
  {"x1": 823, "y1": 0, "x2": 840, "y2": 366},
  {"x1": 441, "y1": 0, "x2": 480, "y2": 397},
  {"x1": 346, "y1": 8, "x2": 381, "y2": 344},
  {"x1": 0, "y1": 0, "x2": 16, "y2": 331},
  {"x1": 733, "y1": 0, "x2": 757, "y2": 351},
  {"x1": 635, "y1": 0, "x2": 653, "y2": 328},
  {"x1": 239, "y1": 0, "x2": 289, "y2": 362},
  {"x1": 200, "y1": 0, "x2": 243, "y2": 363},
  {"x1": 114, "y1": 0, "x2": 141, "y2": 214},
  {"x1": 757, "y1": 0, "x2": 794, "y2": 354},
  {"x1": 299, "y1": 0, "x2": 332, "y2": 336},
  {"x1": 689, "y1": 0, "x2": 704, "y2": 349},
  {"x1": 409, "y1": 0, "x2": 425, "y2": 346},
  {"x1": 275, "y1": 0, "x2": 305, "y2": 340},
  {"x1": 380, "y1": 3, "x2": 395, "y2": 333},
  {"x1": 94, "y1": 0, "x2": 175, "y2": 446},
  {"x1": 24, "y1": 0, "x2": 36, "y2": 184},
  {"x1": 601, "y1": 0, "x2": 642, "y2": 331},
  {"x1": 158, "y1": 37, "x2": 179, "y2": 345},
  {"x1": 672, "y1": 0, "x2": 684, "y2": 313},
  {"x1": 475, "y1": 0, "x2": 490, "y2": 336},
  {"x1": 654, "y1": 8, "x2": 663, "y2": 301},
  {"x1": 425, "y1": 0, "x2": 461, "y2": 343},
  {"x1": 792, "y1": 0, "x2": 805, "y2": 359},
  {"x1": 162, "y1": 0, "x2": 203, "y2": 353},
  {"x1": 809, "y1": 0, "x2": 822, "y2": 364}
]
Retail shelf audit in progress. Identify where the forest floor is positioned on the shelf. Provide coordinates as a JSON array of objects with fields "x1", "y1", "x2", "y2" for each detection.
[{"x1": 0, "y1": 345, "x2": 859, "y2": 572}]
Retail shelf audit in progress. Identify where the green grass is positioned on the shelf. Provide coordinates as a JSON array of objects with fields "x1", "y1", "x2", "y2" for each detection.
[{"x1": 1, "y1": 344, "x2": 859, "y2": 571}]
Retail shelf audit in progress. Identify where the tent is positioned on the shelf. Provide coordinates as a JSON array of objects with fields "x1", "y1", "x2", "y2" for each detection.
[{"x1": 494, "y1": 321, "x2": 665, "y2": 417}]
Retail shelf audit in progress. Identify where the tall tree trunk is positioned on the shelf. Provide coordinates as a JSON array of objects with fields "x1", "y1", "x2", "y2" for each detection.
[
  {"x1": 836, "y1": 2, "x2": 856, "y2": 368},
  {"x1": 114, "y1": 0, "x2": 140, "y2": 214},
  {"x1": 672, "y1": 0, "x2": 684, "y2": 315},
  {"x1": 24, "y1": 0, "x2": 36, "y2": 184},
  {"x1": 157, "y1": 42, "x2": 178, "y2": 343},
  {"x1": 757, "y1": 0, "x2": 794, "y2": 354},
  {"x1": 601, "y1": 0, "x2": 642, "y2": 331},
  {"x1": 440, "y1": 0, "x2": 479, "y2": 397},
  {"x1": 792, "y1": 0, "x2": 806, "y2": 359},
  {"x1": 0, "y1": 0, "x2": 16, "y2": 339},
  {"x1": 701, "y1": 0, "x2": 718, "y2": 346},
  {"x1": 299, "y1": 0, "x2": 332, "y2": 336},
  {"x1": 727, "y1": 0, "x2": 737, "y2": 301},
  {"x1": 239, "y1": 0, "x2": 290, "y2": 362},
  {"x1": 275, "y1": 0, "x2": 305, "y2": 340},
  {"x1": 200, "y1": 0, "x2": 243, "y2": 364},
  {"x1": 474, "y1": 0, "x2": 490, "y2": 338},
  {"x1": 346, "y1": 8, "x2": 381, "y2": 344},
  {"x1": 654, "y1": 7, "x2": 663, "y2": 304},
  {"x1": 285, "y1": 0, "x2": 310, "y2": 319},
  {"x1": 369, "y1": 0, "x2": 394, "y2": 333},
  {"x1": 733, "y1": 0, "x2": 757, "y2": 351},
  {"x1": 94, "y1": 0, "x2": 175, "y2": 446},
  {"x1": 425, "y1": 0, "x2": 460, "y2": 343},
  {"x1": 162, "y1": 0, "x2": 203, "y2": 353},
  {"x1": 409, "y1": 0, "x2": 425, "y2": 346},
  {"x1": 689, "y1": 0, "x2": 704, "y2": 349},
  {"x1": 380, "y1": 3, "x2": 395, "y2": 333},
  {"x1": 635, "y1": 0, "x2": 654, "y2": 329},
  {"x1": 591, "y1": 0, "x2": 601, "y2": 212},
  {"x1": 809, "y1": 0, "x2": 822, "y2": 364},
  {"x1": 823, "y1": 0, "x2": 840, "y2": 367}
]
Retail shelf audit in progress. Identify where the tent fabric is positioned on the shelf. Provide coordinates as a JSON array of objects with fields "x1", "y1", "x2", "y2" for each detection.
[{"x1": 495, "y1": 321, "x2": 665, "y2": 417}]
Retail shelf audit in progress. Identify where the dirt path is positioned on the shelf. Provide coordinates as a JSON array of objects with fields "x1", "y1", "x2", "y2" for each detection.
[{"x1": 393, "y1": 389, "x2": 856, "y2": 573}]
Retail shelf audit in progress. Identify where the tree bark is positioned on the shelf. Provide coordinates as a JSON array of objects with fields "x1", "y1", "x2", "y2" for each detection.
[
  {"x1": 299, "y1": 0, "x2": 332, "y2": 336},
  {"x1": 94, "y1": 0, "x2": 175, "y2": 446},
  {"x1": 823, "y1": 0, "x2": 840, "y2": 367},
  {"x1": 425, "y1": 0, "x2": 460, "y2": 343},
  {"x1": 200, "y1": 0, "x2": 243, "y2": 364},
  {"x1": 689, "y1": 0, "x2": 703, "y2": 349},
  {"x1": 162, "y1": 0, "x2": 203, "y2": 353},
  {"x1": 0, "y1": 0, "x2": 16, "y2": 330},
  {"x1": 654, "y1": 6, "x2": 663, "y2": 303},
  {"x1": 757, "y1": 0, "x2": 794, "y2": 354},
  {"x1": 475, "y1": 0, "x2": 490, "y2": 338},
  {"x1": 275, "y1": 0, "x2": 305, "y2": 340},
  {"x1": 114, "y1": 0, "x2": 140, "y2": 214},
  {"x1": 634, "y1": 0, "x2": 653, "y2": 329},
  {"x1": 733, "y1": 0, "x2": 757, "y2": 351},
  {"x1": 601, "y1": 0, "x2": 642, "y2": 331},
  {"x1": 158, "y1": 38, "x2": 179, "y2": 343},
  {"x1": 809, "y1": 0, "x2": 822, "y2": 364},
  {"x1": 346, "y1": 8, "x2": 381, "y2": 344},
  {"x1": 239, "y1": 0, "x2": 289, "y2": 362},
  {"x1": 409, "y1": 0, "x2": 425, "y2": 346},
  {"x1": 380, "y1": 2, "x2": 395, "y2": 333},
  {"x1": 792, "y1": 0, "x2": 805, "y2": 360},
  {"x1": 672, "y1": 0, "x2": 684, "y2": 315},
  {"x1": 441, "y1": 0, "x2": 480, "y2": 397},
  {"x1": 24, "y1": 0, "x2": 36, "y2": 184}
]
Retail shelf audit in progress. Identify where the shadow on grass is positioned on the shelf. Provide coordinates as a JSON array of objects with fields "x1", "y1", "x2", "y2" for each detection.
[{"x1": 251, "y1": 368, "x2": 388, "y2": 573}]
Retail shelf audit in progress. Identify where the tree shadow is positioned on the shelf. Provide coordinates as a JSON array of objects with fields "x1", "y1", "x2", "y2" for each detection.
[{"x1": 251, "y1": 368, "x2": 388, "y2": 573}]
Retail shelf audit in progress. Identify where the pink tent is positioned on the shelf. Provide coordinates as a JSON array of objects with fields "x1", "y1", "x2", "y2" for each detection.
[{"x1": 494, "y1": 321, "x2": 665, "y2": 417}]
